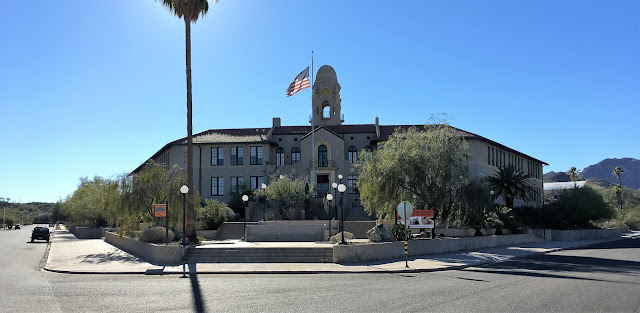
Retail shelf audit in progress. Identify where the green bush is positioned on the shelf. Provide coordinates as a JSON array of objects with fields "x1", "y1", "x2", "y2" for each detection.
[
  {"x1": 329, "y1": 231, "x2": 354, "y2": 243},
  {"x1": 391, "y1": 224, "x2": 407, "y2": 241},
  {"x1": 139, "y1": 227, "x2": 175, "y2": 243},
  {"x1": 543, "y1": 187, "x2": 614, "y2": 229},
  {"x1": 616, "y1": 205, "x2": 640, "y2": 230},
  {"x1": 198, "y1": 199, "x2": 228, "y2": 230}
]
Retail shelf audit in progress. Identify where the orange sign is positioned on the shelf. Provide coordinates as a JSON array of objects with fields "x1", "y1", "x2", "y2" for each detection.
[
  {"x1": 411, "y1": 210, "x2": 434, "y2": 218},
  {"x1": 154, "y1": 204, "x2": 167, "y2": 217}
]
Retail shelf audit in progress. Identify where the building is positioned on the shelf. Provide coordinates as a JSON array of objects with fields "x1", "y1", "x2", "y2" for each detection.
[
  {"x1": 543, "y1": 181, "x2": 587, "y2": 202},
  {"x1": 133, "y1": 65, "x2": 547, "y2": 220}
]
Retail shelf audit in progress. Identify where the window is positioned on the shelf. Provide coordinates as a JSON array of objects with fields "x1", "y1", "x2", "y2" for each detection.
[
  {"x1": 323, "y1": 106, "x2": 331, "y2": 118},
  {"x1": 348, "y1": 146, "x2": 358, "y2": 164},
  {"x1": 488, "y1": 147, "x2": 491, "y2": 165},
  {"x1": 231, "y1": 146, "x2": 243, "y2": 165},
  {"x1": 491, "y1": 148, "x2": 495, "y2": 166},
  {"x1": 250, "y1": 176, "x2": 263, "y2": 191},
  {"x1": 364, "y1": 145, "x2": 372, "y2": 152},
  {"x1": 291, "y1": 147, "x2": 300, "y2": 164},
  {"x1": 348, "y1": 175, "x2": 358, "y2": 194},
  {"x1": 231, "y1": 176, "x2": 243, "y2": 193},
  {"x1": 250, "y1": 146, "x2": 263, "y2": 165},
  {"x1": 294, "y1": 138, "x2": 298, "y2": 142},
  {"x1": 278, "y1": 138, "x2": 282, "y2": 142},
  {"x1": 276, "y1": 147, "x2": 285, "y2": 165},
  {"x1": 211, "y1": 147, "x2": 223, "y2": 166},
  {"x1": 318, "y1": 145, "x2": 328, "y2": 167},
  {"x1": 211, "y1": 177, "x2": 223, "y2": 196}
]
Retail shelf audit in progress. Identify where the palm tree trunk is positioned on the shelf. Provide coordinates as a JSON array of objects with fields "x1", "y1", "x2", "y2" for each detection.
[{"x1": 184, "y1": 18, "x2": 196, "y2": 241}]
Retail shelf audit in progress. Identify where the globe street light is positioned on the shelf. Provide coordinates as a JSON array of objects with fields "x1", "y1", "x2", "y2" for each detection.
[
  {"x1": 261, "y1": 183, "x2": 268, "y2": 221},
  {"x1": 180, "y1": 185, "x2": 189, "y2": 246},
  {"x1": 337, "y1": 183, "x2": 347, "y2": 245},
  {"x1": 242, "y1": 194, "x2": 249, "y2": 241},
  {"x1": 332, "y1": 182, "x2": 338, "y2": 219},
  {"x1": 326, "y1": 193, "x2": 333, "y2": 236},
  {"x1": 180, "y1": 185, "x2": 189, "y2": 279}
]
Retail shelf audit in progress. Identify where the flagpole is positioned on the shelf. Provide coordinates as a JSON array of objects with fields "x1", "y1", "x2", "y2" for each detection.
[{"x1": 311, "y1": 51, "x2": 315, "y2": 195}]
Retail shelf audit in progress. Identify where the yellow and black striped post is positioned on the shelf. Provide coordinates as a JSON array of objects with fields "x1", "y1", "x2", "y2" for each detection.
[{"x1": 404, "y1": 240, "x2": 409, "y2": 268}]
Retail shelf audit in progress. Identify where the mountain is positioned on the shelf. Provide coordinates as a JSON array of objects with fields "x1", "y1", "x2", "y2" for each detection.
[
  {"x1": 581, "y1": 158, "x2": 640, "y2": 189},
  {"x1": 543, "y1": 171, "x2": 571, "y2": 183},
  {"x1": 543, "y1": 158, "x2": 639, "y2": 189}
]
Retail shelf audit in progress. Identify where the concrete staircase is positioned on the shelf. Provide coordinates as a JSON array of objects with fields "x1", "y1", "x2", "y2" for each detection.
[
  {"x1": 182, "y1": 246, "x2": 334, "y2": 263},
  {"x1": 214, "y1": 222, "x2": 258, "y2": 240}
]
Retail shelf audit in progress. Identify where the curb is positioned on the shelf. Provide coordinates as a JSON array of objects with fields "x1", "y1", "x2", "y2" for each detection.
[{"x1": 41, "y1": 234, "x2": 638, "y2": 276}]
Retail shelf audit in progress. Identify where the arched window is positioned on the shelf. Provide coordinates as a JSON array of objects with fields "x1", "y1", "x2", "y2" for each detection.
[
  {"x1": 318, "y1": 145, "x2": 328, "y2": 167},
  {"x1": 276, "y1": 147, "x2": 285, "y2": 166},
  {"x1": 363, "y1": 145, "x2": 373, "y2": 161},
  {"x1": 291, "y1": 147, "x2": 300, "y2": 164},
  {"x1": 348, "y1": 146, "x2": 358, "y2": 164},
  {"x1": 323, "y1": 106, "x2": 331, "y2": 119}
]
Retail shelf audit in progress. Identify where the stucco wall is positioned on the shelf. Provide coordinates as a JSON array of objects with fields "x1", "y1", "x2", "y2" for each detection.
[
  {"x1": 104, "y1": 232, "x2": 185, "y2": 265},
  {"x1": 333, "y1": 234, "x2": 538, "y2": 263},
  {"x1": 550, "y1": 227, "x2": 627, "y2": 241},
  {"x1": 246, "y1": 224, "x2": 325, "y2": 242}
]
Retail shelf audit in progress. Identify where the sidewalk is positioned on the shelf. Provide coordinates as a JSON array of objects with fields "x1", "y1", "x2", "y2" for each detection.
[{"x1": 44, "y1": 228, "x2": 640, "y2": 275}]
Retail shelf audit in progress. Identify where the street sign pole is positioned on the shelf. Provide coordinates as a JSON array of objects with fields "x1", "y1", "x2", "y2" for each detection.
[{"x1": 404, "y1": 201, "x2": 408, "y2": 268}]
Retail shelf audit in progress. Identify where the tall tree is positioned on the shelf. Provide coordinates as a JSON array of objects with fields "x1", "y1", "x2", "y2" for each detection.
[
  {"x1": 567, "y1": 166, "x2": 581, "y2": 187},
  {"x1": 357, "y1": 122, "x2": 470, "y2": 222},
  {"x1": 487, "y1": 165, "x2": 535, "y2": 209},
  {"x1": 613, "y1": 166, "x2": 624, "y2": 211},
  {"x1": 255, "y1": 175, "x2": 311, "y2": 220},
  {"x1": 157, "y1": 0, "x2": 214, "y2": 241}
]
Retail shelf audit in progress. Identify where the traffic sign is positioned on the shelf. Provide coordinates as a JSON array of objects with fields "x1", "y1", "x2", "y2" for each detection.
[{"x1": 397, "y1": 201, "x2": 414, "y2": 220}]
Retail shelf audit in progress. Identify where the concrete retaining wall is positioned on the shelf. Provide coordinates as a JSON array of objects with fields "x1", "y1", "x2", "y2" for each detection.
[
  {"x1": 196, "y1": 230, "x2": 218, "y2": 239},
  {"x1": 333, "y1": 234, "x2": 537, "y2": 263},
  {"x1": 246, "y1": 224, "x2": 325, "y2": 242},
  {"x1": 68, "y1": 226, "x2": 105, "y2": 239},
  {"x1": 550, "y1": 227, "x2": 625, "y2": 241},
  {"x1": 104, "y1": 232, "x2": 185, "y2": 265}
]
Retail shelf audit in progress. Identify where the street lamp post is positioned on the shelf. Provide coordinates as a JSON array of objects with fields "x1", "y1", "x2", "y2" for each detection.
[
  {"x1": 242, "y1": 194, "x2": 249, "y2": 241},
  {"x1": 261, "y1": 183, "x2": 267, "y2": 221},
  {"x1": 332, "y1": 182, "x2": 338, "y2": 219},
  {"x1": 338, "y1": 183, "x2": 347, "y2": 244},
  {"x1": 180, "y1": 185, "x2": 189, "y2": 246},
  {"x1": 180, "y1": 185, "x2": 189, "y2": 279},
  {"x1": 326, "y1": 193, "x2": 333, "y2": 236}
]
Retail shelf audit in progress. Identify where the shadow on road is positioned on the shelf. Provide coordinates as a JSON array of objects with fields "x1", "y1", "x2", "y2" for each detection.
[
  {"x1": 188, "y1": 263, "x2": 206, "y2": 313},
  {"x1": 464, "y1": 238, "x2": 640, "y2": 284},
  {"x1": 78, "y1": 251, "x2": 142, "y2": 264}
]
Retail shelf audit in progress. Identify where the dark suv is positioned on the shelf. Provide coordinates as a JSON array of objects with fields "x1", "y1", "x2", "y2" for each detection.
[{"x1": 31, "y1": 227, "x2": 50, "y2": 243}]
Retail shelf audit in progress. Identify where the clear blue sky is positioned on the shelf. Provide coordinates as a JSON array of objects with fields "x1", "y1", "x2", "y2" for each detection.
[{"x1": 1, "y1": 1, "x2": 638, "y2": 203}]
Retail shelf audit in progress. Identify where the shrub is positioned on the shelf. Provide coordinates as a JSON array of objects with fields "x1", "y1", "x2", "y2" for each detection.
[
  {"x1": 139, "y1": 227, "x2": 174, "y2": 243},
  {"x1": 391, "y1": 224, "x2": 407, "y2": 241},
  {"x1": 329, "y1": 231, "x2": 354, "y2": 243},
  {"x1": 198, "y1": 199, "x2": 228, "y2": 230},
  {"x1": 542, "y1": 187, "x2": 614, "y2": 229}
]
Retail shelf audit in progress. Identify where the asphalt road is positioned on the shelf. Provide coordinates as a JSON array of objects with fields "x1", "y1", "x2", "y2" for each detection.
[{"x1": 1, "y1": 226, "x2": 639, "y2": 312}]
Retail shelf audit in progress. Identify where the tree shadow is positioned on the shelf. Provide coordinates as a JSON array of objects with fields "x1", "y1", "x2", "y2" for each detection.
[
  {"x1": 464, "y1": 239, "x2": 640, "y2": 285},
  {"x1": 78, "y1": 251, "x2": 142, "y2": 264},
  {"x1": 188, "y1": 263, "x2": 206, "y2": 313}
]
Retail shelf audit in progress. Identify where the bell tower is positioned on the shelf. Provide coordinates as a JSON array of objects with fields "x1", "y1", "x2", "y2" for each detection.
[{"x1": 311, "y1": 65, "x2": 343, "y2": 127}]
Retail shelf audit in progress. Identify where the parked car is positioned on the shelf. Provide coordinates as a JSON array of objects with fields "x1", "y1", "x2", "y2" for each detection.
[
  {"x1": 14, "y1": 224, "x2": 21, "y2": 230},
  {"x1": 31, "y1": 226, "x2": 50, "y2": 242}
]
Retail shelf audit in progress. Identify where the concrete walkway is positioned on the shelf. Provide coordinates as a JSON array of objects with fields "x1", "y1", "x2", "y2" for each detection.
[{"x1": 44, "y1": 228, "x2": 640, "y2": 275}]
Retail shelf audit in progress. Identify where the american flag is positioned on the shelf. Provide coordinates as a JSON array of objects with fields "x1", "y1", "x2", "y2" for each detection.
[{"x1": 286, "y1": 67, "x2": 310, "y2": 97}]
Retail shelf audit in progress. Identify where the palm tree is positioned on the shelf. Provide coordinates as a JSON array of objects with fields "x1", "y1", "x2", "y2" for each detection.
[
  {"x1": 487, "y1": 165, "x2": 535, "y2": 209},
  {"x1": 567, "y1": 166, "x2": 580, "y2": 187},
  {"x1": 157, "y1": 0, "x2": 215, "y2": 241},
  {"x1": 613, "y1": 166, "x2": 624, "y2": 211}
]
